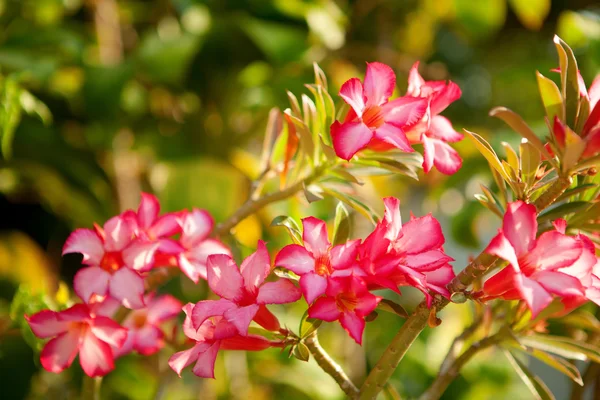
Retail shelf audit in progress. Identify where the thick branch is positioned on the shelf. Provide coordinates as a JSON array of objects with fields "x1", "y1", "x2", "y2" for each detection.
[{"x1": 304, "y1": 332, "x2": 359, "y2": 398}]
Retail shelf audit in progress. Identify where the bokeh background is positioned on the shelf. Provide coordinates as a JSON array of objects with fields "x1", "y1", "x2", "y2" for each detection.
[{"x1": 1, "y1": 0, "x2": 600, "y2": 399}]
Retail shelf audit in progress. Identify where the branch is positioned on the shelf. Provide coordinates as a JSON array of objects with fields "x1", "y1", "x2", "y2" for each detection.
[{"x1": 304, "y1": 332, "x2": 359, "y2": 398}]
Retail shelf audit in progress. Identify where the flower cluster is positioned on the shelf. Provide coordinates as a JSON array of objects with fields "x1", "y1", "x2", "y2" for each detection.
[
  {"x1": 481, "y1": 201, "x2": 600, "y2": 317},
  {"x1": 331, "y1": 62, "x2": 463, "y2": 174},
  {"x1": 275, "y1": 197, "x2": 455, "y2": 343}
]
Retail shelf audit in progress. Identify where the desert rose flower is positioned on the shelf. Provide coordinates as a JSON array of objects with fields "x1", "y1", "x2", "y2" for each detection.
[
  {"x1": 275, "y1": 217, "x2": 360, "y2": 304},
  {"x1": 331, "y1": 62, "x2": 428, "y2": 160},
  {"x1": 26, "y1": 303, "x2": 127, "y2": 377}
]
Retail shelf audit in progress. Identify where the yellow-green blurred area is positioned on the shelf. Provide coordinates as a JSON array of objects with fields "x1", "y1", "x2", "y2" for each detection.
[{"x1": 1, "y1": 0, "x2": 600, "y2": 399}]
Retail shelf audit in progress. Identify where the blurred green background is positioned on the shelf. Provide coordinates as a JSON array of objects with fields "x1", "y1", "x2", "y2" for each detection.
[{"x1": 1, "y1": 0, "x2": 600, "y2": 399}]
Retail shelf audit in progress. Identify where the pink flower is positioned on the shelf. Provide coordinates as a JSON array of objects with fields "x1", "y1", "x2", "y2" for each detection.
[
  {"x1": 358, "y1": 197, "x2": 454, "y2": 305},
  {"x1": 404, "y1": 62, "x2": 463, "y2": 174},
  {"x1": 331, "y1": 62, "x2": 428, "y2": 160},
  {"x1": 308, "y1": 275, "x2": 380, "y2": 344},
  {"x1": 115, "y1": 294, "x2": 182, "y2": 357},
  {"x1": 482, "y1": 201, "x2": 586, "y2": 317},
  {"x1": 63, "y1": 216, "x2": 148, "y2": 309},
  {"x1": 124, "y1": 192, "x2": 181, "y2": 241},
  {"x1": 176, "y1": 209, "x2": 232, "y2": 283},
  {"x1": 191, "y1": 241, "x2": 302, "y2": 336},
  {"x1": 26, "y1": 304, "x2": 127, "y2": 377},
  {"x1": 169, "y1": 303, "x2": 275, "y2": 378},
  {"x1": 274, "y1": 217, "x2": 360, "y2": 304}
]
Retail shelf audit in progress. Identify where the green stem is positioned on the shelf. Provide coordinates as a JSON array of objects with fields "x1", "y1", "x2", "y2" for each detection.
[
  {"x1": 82, "y1": 376, "x2": 102, "y2": 400},
  {"x1": 304, "y1": 332, "x2": 359, "y2": 398},
  {"x1": 533, "y1": 175, "x2": 572, "y2": 212}
]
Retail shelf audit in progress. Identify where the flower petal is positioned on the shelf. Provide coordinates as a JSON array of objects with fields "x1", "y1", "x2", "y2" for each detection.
[
  {"x1": 79, "y1": 330, "x2": 116, "y2": 377},
  {"x1": 483, "y1": 266, "x2": 518, "y2": 298},
  {"x1": 39, "y1": 329, "x2": 81, "y2": 374},
  {"x1": 339, "y1": 77, "x2": 365, "y2": 116},
  {"x1": 257, "y1": 279, "x2": 302, "y2": 304},
  {"x1": 149, "y1": 214, "x2": 181, "y2": 238},
  {"x1": 274, "y1": 244, "x2": 315, "y2": 275},
  {"x1": 252, "y1": 304, "x2": 280, "y2": 331},
  {"x1": 372, "y1": 122, "x2": 413, "y2": 152},
  {"x1": 103, "y1": 216, "x2": 134, "y2": 252},
  {"x1": 74, "y1": 267, "x2": 110, "y2": 303},
  {"x1": 339, "y1": 312, "x2": 365, "y2": 344},
  {"x1": 207, "y1": 254, "x2": 244, "y2": 301},
  {"x1": 180, "y1": 209, "x2": 214, "y2": 248},
  {"x1": 380, "y1": 96, "x2": 428, "y2": 127},
  {"x1": 137, "y1": 193, "x2": 160, "y2": 229},
  {"x1": 364, "y1": 62, "x2": 395, "y2": 106},
  {"x1": 430, "y1": 81, "x2": 461, "y2": 115},
  {"x1": 90, "y1": 316, "x2": 127, "y2": 348},
  {"x1": 122, "y1": 240, "x2": 161, "y2": 272},
  {"x1": 168, "y1": 342, "x2": 211, "y2": 376},
  {"x1": 533, "y1": 270, "x2": 585, "y2": 298},
  {"x1": 192, "y1": 341, "x2": 221, "y2": 379},
  {"x1": 221, "y1": 335, "x2": 273, "y2": 351},
  {"x1": 62, "y1": 229, "x2": 104, "y2": 265},
  {"x1": 330, "y1": 240, "x2": 360, "y2": 270},
  {"x1": 300, "y1": 273, "x2": 329, "y2": 305},
  {"x1": 405, "y1": 250, "x2": 453, "y2": 271},
  {"x1": 331, "y1": 120, "x2": 373, "y2": 160},
  {"x1": 406, "y1": 61, "x2": 425, "y2": 96},
  {"x1": 515, "y1": 274, "x2": 553, "y2": 318},
  {"x1": 354, "y1": 292, "x2": 381, "y2": 317},
  {"x1": 485, "y1": 232, "x2": 521, "y2": 272},
  {"x1": 109, "y1": 268, "x2": 145, "y2": 309},
  {"x1": 302, "y1": 217, "x2": 331, "y2": 257},
  {"x1": 428, "y1": 115, "x2": 463, "y2": 143},
  {"x1": 26, "y1": 310, "x2": 70, "y2": 338},
  {"x1": 191, "y1": 299, "x2": 237, "y2": 330},
  {"x1": 395, "y1": 214, "x2": 444, "y2": 254},
  {"x1": 525, "y1": 231, "x2": 583, "y2": 272},
  {"x1": 146, "y1": 294, "x2": 183, "y2": 324},
  {"x1": 422, "y1": 135, "x2": 462, "y2": 175},
  {"x1": 502, "y1": 201, "x2": 537, "y2": 257},
  {"x1": 224, "y1": 304, "x2": 260, "y2": 335},
  {"x1": 308, "y1": 297, "x2": 341, "y2": 322},
  {"x1": 133, "y1": 325, "x2": 164, "y2": 355},
  {"x1": 240, "y1": 240, "x2": 271, "y2": 293}
]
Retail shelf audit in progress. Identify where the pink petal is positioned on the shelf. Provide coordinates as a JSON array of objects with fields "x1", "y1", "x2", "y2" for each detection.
[
  {"x1": 339, "y1": 312, "x2": 366, "y2": 344},
  {"x1": 103, "y1": 216, "x2": 134, "y2": 252},
  {"x1": 485, "y1": 232, "x2": 521, "y2": 272},
  {"x1": 257, "y1": 279, "x2": 302, "y2": 304},
  {"x1": 62, "y1": 229, "x2": 104, "y2": 265},
  {"x1": 502, "y1": 201, "x2": 537, "y2": 257},
  {"x1": 515, "y1": 274, "x2": 553, "y2": 318},
  {"x1": 109, "y1": 268, "x2": 145, "y2": 309},
  {"x1": 180, "y1": 209, "x2": 214, "y2": 248},
  {"x1": 428, "y1": 115, "x2": 463, "y2": 142},
  {"x1": 396, "y1": 214, "x2": 444, "y2": 254},
  {"x1": 524, "y1": 231, "x2": 583, "y2": 271},
  {"x1": 423, "y1": 135, "x2": 462, "y2": 175},
  {"x1": 354, "y1": 292, "x2": 381, "y2": 317},
  {"x1": 253, "y1": 305, "x2": 281, "y2": 331},
  {"x1": 26, "y1": 310, "x2": 70, "y2": 338},
  {"x1": 430, "y1": 81, "x2": 461, "y2": 115},
  {"x1": 133, "y1": 325, "x2": 164, "y2": 355},
  {"x1": 191, "y1": 299, "x2": 237, "y2": 330},
  {"x1": 79, "y1": 330, "x2": 116, "y2": 377},
  {"x1": 90, "y1": 316, "x2": 127, "y2": 348},
  {"x1": 422, "y1": 132, "x2": 435, "y2": 173},
  {"x1": 533, "y1": 270, "x2": 584, "y2": 298},
  {"x1": 122, "y1": 240, "x2": 161, "y2": 272},
  {"x1": 73, "y1": 267, "x2": 110, "y2": 303},
  {"x1": 137, "y1": 193, "x2": 160, "y2": 230},
  {"x1": 330, "y1": 240, "x2": 360, "y2": 270},
  {"x1": 212, "y1": 319, "x2": 239, "y2": 340},
  {"x1": 339, "y1": 77, "x2": 365, "y2": 116},
  {"x1": 224, "y1": 304, "x2": 259, "y2": 335},
  {"x1": 300, "y1": 273, "x2": 328, "y2": 304},
  {"x1": 559, "y1": 247, "x2": 596, "y2": 287},
  {"x1": 553, "y1": 219, "x2": 567, "y2": 234},
  {"x1": 405, "y1": 250, "x2": 453, "y2": 271},
  {"x1": 364, "y1": 62, "x2": 396, "y2": 106},
  {"x1": 192, "y1": 341, "x2": 221, "y2": 379},
  {"x1": 39, "y1": 329, "x2": 81, "y2": 373},
  {"x1": 274, "y1": 244, "x2": 315, "y2": 275},
  {"x1": 146, "y1": 295, "x2": 183, "y2": 324},
  {"x1": 182, "y1": 303, "x2": 199, "y2": 340},
  {"x1": 221, "y1": 335, "x2": 272, "y2": 351},
  {"x1": 91, "y1": 298, "x2": 121, "y2": 318},
  {"x1": 331, "y1": 120, "x2": 374, "y2": 160},
  {"x1": 308, "y1": 297, "x2": 341, "y2": 321},
  {"x1": 424, "y1": 264, "x2": 455, "y2": 296},
  {"x1": 583, "y1": 128, "x2": 600, "y2": 157},
  {"x1": 589, "y1": 74, "x2": 600, "y2": 110},
  {"x1": 302, "y1": 217, "x2": 331, "y2": 257},
  {"x1": 168, "y1": 342, "x2": 211, "y2": 376},
  {"x1": 180, "y1": 239, "x2": 232, "y2": 283},
  {"x1": 178, "y1": 255, "x2": 206, "y2": 283},
  {"x1": 382, "y1": 197, "x2": 402, "y2": 239},
  {"x1": 406, "y1": 61, "x2": 425, "y2": 96},
  {"x1": 372, "y1": 122, "x2": 413, "y2": 152},
  {"x1": 380, "y1": 96, "x2": 428, "y2": 127},
  {"x1": 207, "y1": 254, "x2": 244, "y2": 301},
  {"x1": 240, "y1": 240, "x2": 271, "y2": 293},
  {"x1": 149, "y1": 214, "x2": 181, "y2": 238},
  {"x1": 483, "y1": 266, "x2": 518, "y2": 298},
  {"x1": 59, "y1": 304, "x2": 92, "y2": 321}
]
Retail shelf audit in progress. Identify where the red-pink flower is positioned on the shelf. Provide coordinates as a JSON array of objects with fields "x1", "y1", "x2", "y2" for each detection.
[
  {"x1": 331, "y1": 62, "x2": 428, "y2": 160},
  {"x1": 26, "y1": 304, "x2": 127, "y2": 377},
  {"x1": 63, "y1": 216, "x2": 147, "y2": 309},
  {"x1": 308, "y1": 274, "x2": 380, "y2": 344},
  {"x1": 274, "y1": 217, "x2": 360, "y2": 304},
  {"x1": 124, "y1": 192, "x2": 181, "y2": 241},
  {"x1": 404, "y1": 62, "x2": 463, "y2": 174},
  {"x1": 115, "y1": 294, "x2": 182, "y2": 357},
  {"x1": 176, "y1": 209, "x2": 232, "y2": 283},
  {"x1": 169, "y1": 303, "x2": 275, "y2": 378},
  {"x1": 482, "y1": 201, "x2": 586, "y2": 317},
  {"x1": 191, "y1": 241, "x2": 302, "y2": 336}
]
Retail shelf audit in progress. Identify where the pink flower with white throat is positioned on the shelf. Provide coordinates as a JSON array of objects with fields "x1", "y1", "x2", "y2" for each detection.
[
  {"x1": 26, "y1": 303, "x2": 127, "y2": 377},
  {"x1": 275, "y1": 217, "x2": 360, "y2": 304},
  {"x1": 331, "y1": 62, "x2": 428, "y2": 160},
  {"x1": 405, "y1": 61, "x2": 463, "y2": 175},
  {"x1": 116, "y1": 294, "x2": 182, "y2": 357},
  {"x1": 63, "y1": 216, "x2": 147, "y2": 309},
  {"x1": 191, "y1": 241, "x2": 302, "y2": 336}
]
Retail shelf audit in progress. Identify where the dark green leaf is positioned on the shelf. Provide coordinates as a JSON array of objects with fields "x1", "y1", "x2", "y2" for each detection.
[
  {"x1": 537, "y1": 201, "x2": 592, "y2": 223},
  {"x1": 377, "y1": 299, "x2": 408, "y2": 318},
  {"x1": 292, "y1": 342, "x2": 310, "y2": 362},
  {"x1": 332, "y1": 202, "x2": 351, "y2": 246},
  {"x1": 271, "y1": 215, "x2": 303, "y2": 245},
  {"x1": 504, "y1": 350, "x2": 556, "y2": 400}
]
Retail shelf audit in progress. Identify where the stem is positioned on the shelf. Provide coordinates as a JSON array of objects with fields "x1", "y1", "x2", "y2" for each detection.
[
  {"x1": 82, "y1": 376, "x2": 102, "y2": 400},
  {"x1": 533, "y1": 175, "x2": 573, "y2": 212},
  {"x1": 418, "y1": 333, "x2": 504, "y2": 400},
  {"x1": 213, "y1": 165, "x2": 329, "y2": 237},
  {"x1": 304, "y1": 332, "x2": 359, "y2": 398}
]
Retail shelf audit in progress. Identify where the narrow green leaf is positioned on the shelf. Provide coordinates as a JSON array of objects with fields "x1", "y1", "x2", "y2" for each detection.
[
  {"x1": 536, "y1": 71, "x2": 564, "y2": 122},
  {"x1": 259, "y1": 108, "x2": 283, "y2": 172},
  {"x1": 504, "y1": 350, "x2": 556, "y2": 400},
  {"x1": 511, "y1": 345, "x2": 583, "y2": 385},
  {"x1": 271, "y1": 215, "x2": 303, "y2": 245},
  {"x1": 559, "y1": 310, "x2": 600, "y2": 332},
  {"x1": 464, "y1": 129, "x2": 510, "y2": 182},
  {"x1": 332, "y1": 202, "x2": 351, "y2": 246},
  {"x1": 556, "y1": 183, "x2": 598, "y2": 202},
  {"x1": 299, "y1": 311, "x2": 323, "y2": 338},
  {"x1": 287, "y1": 90, "x2": 302, "y2": 117},
  {"x1": 502, "y1": 141, "x2": 520, "y2": 172},
  {"x1": 321, "y1": 186, "x2": 379, "y2": 224},
  {"x1": 292, "y1": 342, "x2": 310, "y2": 362},
  {"x1": 537, "y1": 201, "x2": 592, "y2": 223},
  {"x1": 554, "y1": 35, "x2": 580, "y2": 128},
  {"x1": 519, "y1": 334, "x2": 600, "y2": 363},
  {"x1": 520, "y1": 139, "x2": 541, "y2": 187},
  {"x1": 273, "y1": 267, "x2": 300, "y2": 281},
  {"x1": 313, "y1": 62, "x2": 328, "y2": 90}
]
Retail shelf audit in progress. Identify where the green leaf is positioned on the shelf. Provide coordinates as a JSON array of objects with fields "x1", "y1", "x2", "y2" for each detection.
[
  {"x1": 559, "y1": 310, "x2": 600, "y2": 332},
  {"x1": 273, "y1": 267, "x2": 300, "y2": 281},
  {"x1": 271, "y1": 215, "x2": 303, "y2": 245},
  {"x1": 556, "y1": 183, "x2": 598, "y2": 202},
  {"x1": 553, "y1": 35, "x2": 580, "y2": 128},
  {"x1": 511, "y1": 345, "x2": 583, "y2": 385},
  {"x1": 332, "y1": 202, "x2": 351, "y2": 246},
  {"x1": 504, "y1": 350, "x2": 556, "y2": 400},
  {"x1": 321, "y1": 186, "x2": 379, "y2": 224},
  {"x1": 537, "y1": 201, "x2": 592, "y2": 223},
  {"x1": 536, "y1": 71, "x2": 564, "y2": 122},
  {"x1": 501, "y1": 141, "x2": 520, "y2": 172},
  {"x1": 287, "y1": 90, "x2": 302, "y2": 118},
  {"x1": 464, "y1": 129, "x2": 510, "y2": 183},
  {"x1": 0, "y1": 76, "x2": 23, "y2": 159},
  {"x1": 299, "y1": 310, "x2": 323, "y2": 338},
  {"x1": 303, "y1": 183, "x2": 324, "y2": 203},
  {"x1": 377, "y1": 299, "x2": 408, "y2": 318},
  {"x1": 520, "y1": 140, "x2": 541, "y2": 187},
  {"x1": 292, "y1": 342, "x2": 310, "y2": 362},
  {"x1": 509, "y1": 0, "x2": 550, "y2": 30},
  {"x1": 284, "y1": 111, "x2": 315, "y2": 166},
  {"x1": 259, "y1": 108, "x2": 283, "y2": 172},
  {"x1": 519, "y1": 334, "x2": 600, "y2": 363}
]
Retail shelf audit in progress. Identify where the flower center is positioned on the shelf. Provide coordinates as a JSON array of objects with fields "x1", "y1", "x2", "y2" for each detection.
[
  {"x1": 100, "y1": 251, "x2": 124, "y2": 273},
  {"x1": 335, "y1": 292, "x2": 358, "y2": 312},
  {"x1": 314, "y1": 255, "x2": 333, "y2": 276},
  {"x1": 132, "y1": 312, "x2": 148, "y2": 329},
  {"x1": 362, "y1": 106, "x2": 385, "y2": 130}
]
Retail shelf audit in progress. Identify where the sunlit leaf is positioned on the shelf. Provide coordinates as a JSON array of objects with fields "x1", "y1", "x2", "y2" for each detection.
[
  {"x1": 332, "y1": 202, "x2": 351, "y2": 246},
  {"x1": 519, "y1": 334, "x2": 600, "y2": 363},
  {"x1": 536, "y1": 72, "x2": 564, "y2": 122},
  {"x1": 271, "y1": 215, "x2": 303, "y2": 245},
  {"x1": 508, "y1": 0, "x2": 550, "y2": 31},
  {"x1": 299, "y1": 310, "x2": 323, "y2": 338}
]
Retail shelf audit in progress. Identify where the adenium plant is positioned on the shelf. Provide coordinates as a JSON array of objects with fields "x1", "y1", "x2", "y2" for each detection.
[{"x1": 21, "y1": 36, "x2": 600, "y2": 400}]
